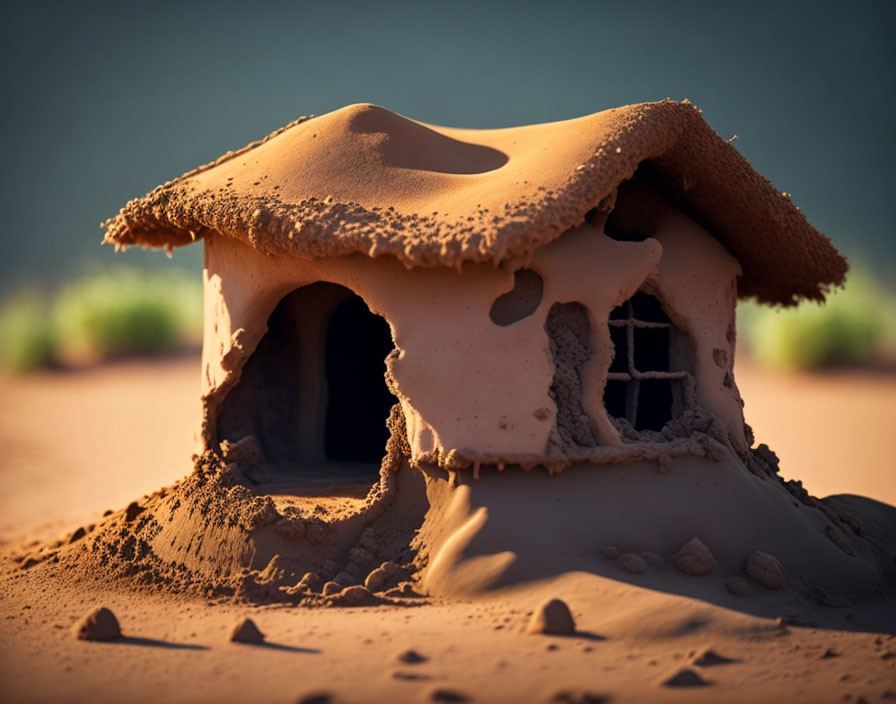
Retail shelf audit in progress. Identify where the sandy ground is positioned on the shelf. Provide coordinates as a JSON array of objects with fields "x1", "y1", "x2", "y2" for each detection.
[
  {"x1": 0, "y1": 356, "x2": 200, "y2": 546},
  {"x1": 1, "y1": 356, "x2": 894, "y2": 703},
  {"x1": 737, "y1": 363, "x2": 896, "y2": 507}
]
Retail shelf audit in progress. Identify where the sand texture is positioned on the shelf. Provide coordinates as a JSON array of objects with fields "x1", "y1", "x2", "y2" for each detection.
[
  {"x1": 2, "y1": 358, "x2": 895, "y2": 703},
  {"x1": 103, "y1": 101, "x2": 845, "y2": 305}
]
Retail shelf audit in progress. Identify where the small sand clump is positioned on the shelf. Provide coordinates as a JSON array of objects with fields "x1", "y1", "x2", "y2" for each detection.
[
  {"x1": 661, "y1": 667, "x2": 710, "y2": 687},
  {"x1": 73, "y1": 606, "x2": 122, "y2": 641},
  {"x1": 426, "y1": 687, "x2": 470, "y2": 702},
  {"x1": 384, "y1": 582, "x2": 420, "y2": 598},
  {"x1": 123, "y1": 501, "x2": 145, "y2": 523},
  {"x1": 527, "y1": 598, "x2": 575, "y2": 635},
  {"x1": 396, "y1": 648, "x2": 427, "y2": 664},
  {"x1": 601, "y1": 546, "x2": 619, "y2": 559},
  {"x1": 322, "y1": 581, "x2": 342, "y2": 596},
  {"x1": 366, "y1": 562, "x2": 402, "y2": 592},
  {"x1": 745, "y1": 551, "x2": 787, "y2": 589},
  {"x1": 673, "y1": 538, "x2": 718, "y2": 576},
  {"x1": 230, "y1": 617, "x2": 265, "y2": 643},
  {"x1": 726, "y1": 578, "x2": 752, "y2": 596},
  {"x1": 221, "y1": 435, "x2": 264, "y2": 465},
  {"x1": 692, "y1": 648, "x2": 737, "y2": 666},
  {"x1": 548, "y1": 690, "x2": 611, "y2": 703},
  {"x1": 296, "y1": 693, "x2": 333, "y2": 704},
  {"x1": 619, "y1": 554, "x2": 648, "y2": 574},
  {"x1": 328, "y1": 585, "x2": 378, "y2": 607},
  {"x1": 640, "y1": 551, "x2": 669, "y2": 571},
  {"x1": 365, "y1": 567, "x2": 389, "y2": 592},
  {"x1": 297, "y1": 572, "x2": 324, "y2": 594}
]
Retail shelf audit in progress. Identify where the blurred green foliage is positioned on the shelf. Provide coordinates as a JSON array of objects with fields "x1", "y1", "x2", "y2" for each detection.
[
  {"x1": 0, "y1": 291, "x2": 58, "y2": 373},
  {"x1": 738, "y1": 266, "x2": 896, "y2": 371},
  {"x1": 0, "y1": 268, "x2": 202, "y2": 373}
]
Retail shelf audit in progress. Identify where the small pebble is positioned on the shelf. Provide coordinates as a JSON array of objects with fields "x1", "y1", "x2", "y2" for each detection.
[
  {"x1": 396, "y1": 648, "x2": 427, "y2": 664},
  {"x1": 73, "y1": 606, "x2": 121, "y2": 641},
  {"x1": 661, "y1": 667, "x2": 710, "y2": 687},
  {"x1": 298, "y1": 572, "x2": 324, "y2": 594},
  {"x1": 296, "y1": 693, "x2": 332, "y2": 704},
  {"x1": 673, "y1": 538, "x2": 718, "y2": 576},
  {"x1": 745, "y1": 551, "x2": 787, "y2": 589},
  {"x1": 726, "y1": 578, "x2": 752, "y2": 596},
  {"x1": 427, "y1": 687, "x2": 470, "y2": 703},
  {"x1": 619, "y1": 554, "x2": 648, "y2": 575},
  {"x1": 640, "y1": 552, "x2": 669, "y2": 571},
  {"x1": 365, "y1": 567, "x2": 389, "y2": 592},
  {"x1": 692, "y1": 648, "x2": 736, "y2": 666},
  {"x1": 527, "y1": 598, "x2": 575, "y2": 635},
  {"x1": 230, "y1": 617, "x2": 264, "y2": 644}
]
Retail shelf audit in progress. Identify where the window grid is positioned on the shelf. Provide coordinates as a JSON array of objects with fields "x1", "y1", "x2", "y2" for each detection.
[{"x1": 606, "y1": 299, "x2": 696, "y2": 427}]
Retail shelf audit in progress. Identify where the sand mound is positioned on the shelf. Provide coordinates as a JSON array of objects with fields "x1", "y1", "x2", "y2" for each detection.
[
  {"x1": 12, "y1": 414, "x2": 896, "y2": 624},
  {"x1": 661, "y1": 667, "x2": 710, "y2": 687},
  {"x1": 230, "y1": 617, "x2": 264, "y2": 643},
  {"x1": 745, "y1": 550, "x2": 788, "y2": 589},
  {"x1": 527, "y1": 598, "x2": 576, "y2": 635},
  {"x1": 73, "y1": 606, "x2": 121, "y2": 641},
  {"x1": 673, "y1": 538, "x2": 718, "y2": 576}
]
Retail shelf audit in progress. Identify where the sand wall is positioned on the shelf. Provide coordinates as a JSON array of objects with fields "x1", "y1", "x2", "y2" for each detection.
[{"x1": 201, "y1": 199, "x2": 744, "y2": 469}]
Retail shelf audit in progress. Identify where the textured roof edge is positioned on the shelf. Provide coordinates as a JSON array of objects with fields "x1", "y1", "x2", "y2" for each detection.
[{"x1": 102, "y1": 100, "x2": 846, "y2": 306}]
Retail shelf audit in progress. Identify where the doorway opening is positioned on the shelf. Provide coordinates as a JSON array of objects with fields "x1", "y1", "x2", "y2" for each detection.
[
  {"x1": 324, "y1": 294, "x2": 397, "y2": 462},
  {"x1": 216, "y1": 282, "x2": 397, "y2": 505}
]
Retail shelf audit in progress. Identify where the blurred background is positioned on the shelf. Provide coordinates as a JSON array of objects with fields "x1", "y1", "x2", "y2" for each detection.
[{"x1": 0, "y1": 0, "x2": 893, "y2": 536}]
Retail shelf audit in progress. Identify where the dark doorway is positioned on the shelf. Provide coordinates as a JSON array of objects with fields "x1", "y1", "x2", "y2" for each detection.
[
  {"x1": 324, "y1": 295, "x2": 397, "y2": 462},
  {"x1": 217, "y1": 283, "x2": 397, "y2": 481}
]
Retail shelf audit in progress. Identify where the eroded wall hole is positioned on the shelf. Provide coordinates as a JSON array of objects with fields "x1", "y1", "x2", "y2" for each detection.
[
  {"x1": 545, "y1": 301, "x2": 598, "y2": 451},
  {"x1": 489, "y1": 269, "x2": 544, "y2": 326}
]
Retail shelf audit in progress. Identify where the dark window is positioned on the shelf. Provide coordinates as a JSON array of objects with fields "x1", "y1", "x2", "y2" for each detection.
[{"x1": 603, "y1": 292, "x2": 694, "y2": 432}]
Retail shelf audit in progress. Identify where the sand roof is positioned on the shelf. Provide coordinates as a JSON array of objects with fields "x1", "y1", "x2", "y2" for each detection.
[{"x1": 103, "y1": 100, "x2": 846, "y2": 305}]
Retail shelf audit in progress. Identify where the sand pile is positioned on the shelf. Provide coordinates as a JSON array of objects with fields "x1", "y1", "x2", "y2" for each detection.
[{"x1": 12, "y1": 417, "x2": 896, "y2": 623}]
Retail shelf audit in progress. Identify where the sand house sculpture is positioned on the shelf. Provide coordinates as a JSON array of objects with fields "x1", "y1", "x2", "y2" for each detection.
[{"x1": 84, "y1": 100, "x2": 896, "y2": 603}]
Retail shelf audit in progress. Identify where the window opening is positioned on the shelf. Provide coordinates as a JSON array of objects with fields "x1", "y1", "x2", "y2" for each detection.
[{"x1": 604, "y1": 292, "x2": 694, "y2": 432}]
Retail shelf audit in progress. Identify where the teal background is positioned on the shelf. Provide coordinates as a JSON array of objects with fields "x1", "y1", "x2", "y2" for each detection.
[{"x1": 1, "y1": 0, "x2": 893, "y2": 291}]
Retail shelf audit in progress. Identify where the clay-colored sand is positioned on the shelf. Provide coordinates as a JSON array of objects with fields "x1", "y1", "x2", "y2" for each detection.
[
  {"x1": 737, "y1": 361, "x2": 896, "y2": 507},
  {"x1": 1, "y1": 357, "x2": 894, "y2": 703},
  {"x1": 0, "y1": 357, "x2": 199, "y2": 545}
]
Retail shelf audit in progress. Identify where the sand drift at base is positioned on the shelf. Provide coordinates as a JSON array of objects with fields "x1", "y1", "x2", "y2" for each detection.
[{"x1": 15, "y1": 425, "x2": 896, "y2": 619}]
